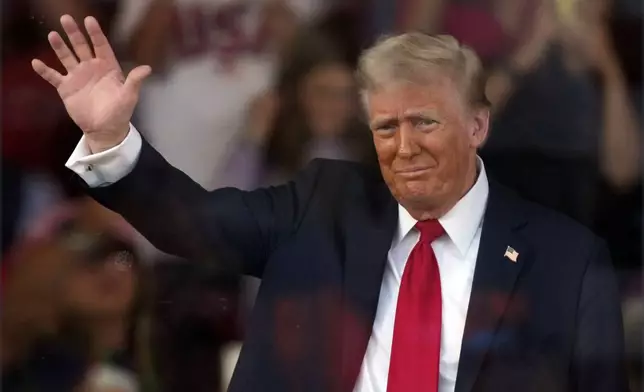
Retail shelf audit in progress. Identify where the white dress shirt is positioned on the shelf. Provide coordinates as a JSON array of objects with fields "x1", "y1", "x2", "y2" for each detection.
[
  {"x1": 354, "y1": 162, "x2": 488, "y2": 392},
  {"x1": 66, "y1": 126, "x2": 490, "y2": 392}
]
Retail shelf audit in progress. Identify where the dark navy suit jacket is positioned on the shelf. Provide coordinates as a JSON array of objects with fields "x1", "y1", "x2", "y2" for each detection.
[{"x1": 86, "y1": 140, "x2": 627, "y2": 392}]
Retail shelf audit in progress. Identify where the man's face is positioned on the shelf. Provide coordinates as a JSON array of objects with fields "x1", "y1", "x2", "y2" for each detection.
[{"x1": 366, "y1": 76, "x2": 489, "y2": 215}]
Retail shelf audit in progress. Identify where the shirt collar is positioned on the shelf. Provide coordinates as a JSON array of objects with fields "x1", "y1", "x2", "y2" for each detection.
[{"x1": 395, "y1": 157, "x2": 490, "y2": 256}]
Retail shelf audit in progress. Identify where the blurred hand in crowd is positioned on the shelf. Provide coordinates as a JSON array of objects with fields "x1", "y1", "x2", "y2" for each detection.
[
  {"x1": 510, "y1": 0, "x2": 558, "y2": 72},
  {"x1": 485, "y1": 0, "x2": 558, "y2": 109},
  {"x1": 558, "y1": 0, "x2": 620, "y2": 76}
]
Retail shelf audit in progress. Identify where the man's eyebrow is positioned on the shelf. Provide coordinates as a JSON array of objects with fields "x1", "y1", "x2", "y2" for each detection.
[
  {"x1": 403, "y1": 109, "x2": 438, "y2": 118},
  {"x1": 370, "y1": 109, "x2": 440, "y2": 127},
  {"x1": 370, "y1": 116, "x2": 397, "y2": 127}
]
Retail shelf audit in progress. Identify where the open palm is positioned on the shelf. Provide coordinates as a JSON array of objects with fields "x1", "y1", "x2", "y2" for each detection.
[{"x1": 32, "y1": 15, "x2": 151, "y2": 153}]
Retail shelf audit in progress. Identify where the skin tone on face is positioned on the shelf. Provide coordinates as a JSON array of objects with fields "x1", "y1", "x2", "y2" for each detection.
[
  {"x1": 367, "y1": 74, "x2": 490, "y2": 220},
  {"x1": 299, "y1": 63, "x2": 356, "y2": 137}
]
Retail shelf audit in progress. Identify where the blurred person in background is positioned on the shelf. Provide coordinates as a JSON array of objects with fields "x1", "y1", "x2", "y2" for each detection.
[
  {"x1": 110, "y1": 0, "x2": 326, "y2": 191},
  {"x1": 2, "y1": 199, "x2": 157, "y2": 392},
  {"x1": 590, "y1": 0, "x2": 641, "y2": 278},
  {"x1": 221, "y1": 29, "x2": 376, "y2": 190},
  {"x1": 480, "y1": 0, "x2": 640, "y2": 227}
]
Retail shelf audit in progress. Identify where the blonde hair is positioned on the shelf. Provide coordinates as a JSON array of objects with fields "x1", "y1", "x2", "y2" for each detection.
[{"x1": 356, "y1": 32, "x2": 490, "y2": 109}]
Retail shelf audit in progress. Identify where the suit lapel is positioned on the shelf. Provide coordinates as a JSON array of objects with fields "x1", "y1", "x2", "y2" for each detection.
[
  {"x1": 455, "y1": 181, "x2": 533, "y2": 392},
  {"x1": 339, "y1": 177, "x2": 398, "y2": 392}
]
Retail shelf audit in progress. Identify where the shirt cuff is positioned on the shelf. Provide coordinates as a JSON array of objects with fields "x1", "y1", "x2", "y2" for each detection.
[{"x1": 65, "y1": 125, "x2": 143, "y2": 187}]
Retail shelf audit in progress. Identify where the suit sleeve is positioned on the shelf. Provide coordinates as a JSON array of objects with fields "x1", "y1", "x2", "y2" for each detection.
[
  {"x1": 572, "y1": 239, "x2": 629, "y2": 392},
  {"x1": 83, "y1": 138, "x2": 323, "y2": 278}
]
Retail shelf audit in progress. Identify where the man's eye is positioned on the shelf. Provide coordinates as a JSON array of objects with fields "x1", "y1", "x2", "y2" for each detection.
[
  {"x1": 415, "y1": 118, "x2": 437, "y2": 127},
  {"x1": 374, "y1": 124, "x2": 396, "y2": 134}
]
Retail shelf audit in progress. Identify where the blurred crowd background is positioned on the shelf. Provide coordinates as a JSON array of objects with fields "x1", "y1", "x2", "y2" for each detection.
[{"x1": 1, "y1": 0, "x2": 642, "y2": 391}]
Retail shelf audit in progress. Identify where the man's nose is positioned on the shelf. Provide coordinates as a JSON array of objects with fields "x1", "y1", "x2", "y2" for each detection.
[{"x1": 396, "y1": 123, "x2": 420, "y2": 158}]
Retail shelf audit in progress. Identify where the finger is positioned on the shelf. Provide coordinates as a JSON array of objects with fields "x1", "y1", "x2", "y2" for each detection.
[
  {"x1": 85, "y1": 16, "x2": 120, "y2": 70},
  {"x1": 123, "y1": 65, "x2": 152, "y2": 94},
  {"x1": 32, "y1": 59, "x2": 64, "y2": 88},
  {"x1": 60, "y1": 14, "x2": 93, "y2": 61},
  {"x1": 48, "y1": 31, "x2": 78, "y2": 71}
]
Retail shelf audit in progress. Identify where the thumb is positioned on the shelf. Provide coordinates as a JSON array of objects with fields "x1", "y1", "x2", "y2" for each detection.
[{"x1": 123, "y1": 65, "x2": 152, "y2": 94}]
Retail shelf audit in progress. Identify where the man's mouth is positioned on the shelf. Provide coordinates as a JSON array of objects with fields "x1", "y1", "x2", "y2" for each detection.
[{"x1": 394, "y1": 167, "x2": 431, "y2": 177}]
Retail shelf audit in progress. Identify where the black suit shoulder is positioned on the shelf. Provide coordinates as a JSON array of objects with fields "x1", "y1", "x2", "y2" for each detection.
[
  {"x1": 489, "y1": 180, "x2": 604, "y2": 269},
  {"x1": 495, "y1": 179, "x2": 598, "y2": 238},
  {"x1": 524, "y1": 196, "x2": 599, "y2": 247},
  {"x1": 488, "y1": 186, "x2": 627, "y2": 392}
]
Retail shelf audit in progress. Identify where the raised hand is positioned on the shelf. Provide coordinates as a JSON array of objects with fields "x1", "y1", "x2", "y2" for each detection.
[
  {"x1": 509, "y1": 0, "x2": 557, "y2": 73},
  {"x1": 32, "y1": 15, "x2": 151, "y2": 153},
  {"x1": 559, "y1": 12, "x2": 619, "y2": 76}
]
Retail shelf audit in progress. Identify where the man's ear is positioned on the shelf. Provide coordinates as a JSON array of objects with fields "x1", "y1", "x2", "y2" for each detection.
[{"x1": 469, "y1": 107, "x2": 490, "y2": 148}]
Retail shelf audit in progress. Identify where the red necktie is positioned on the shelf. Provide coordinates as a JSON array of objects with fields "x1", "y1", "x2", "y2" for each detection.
[{"x1": 387, "y1": 220, "x2": 445, "y2": 392}]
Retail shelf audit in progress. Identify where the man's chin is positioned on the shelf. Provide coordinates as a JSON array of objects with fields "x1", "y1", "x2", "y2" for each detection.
[
  {"x1": 397, "y1": 188, "x2": 430, "y2": 204},
  {"x1": 394, "y1": 181, "x2": 445, "y2": 206},
  {"x1": 399, "y1": 179, "x2": 433, "y2": 195}
]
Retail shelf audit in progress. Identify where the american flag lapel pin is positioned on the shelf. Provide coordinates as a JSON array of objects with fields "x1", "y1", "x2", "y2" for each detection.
[{"x1": 504, "y1": 246, "x2": 519, "y2": 263}]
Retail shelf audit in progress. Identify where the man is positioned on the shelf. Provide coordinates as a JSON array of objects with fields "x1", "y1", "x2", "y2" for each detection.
[{"x1": 32, "y1": 15, "x2": 627, "y2": 392}]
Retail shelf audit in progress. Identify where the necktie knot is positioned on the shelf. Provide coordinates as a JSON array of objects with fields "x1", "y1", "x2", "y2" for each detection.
[{"x1": 415, "y1": 220, "x2": 444, "y2": 243}]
